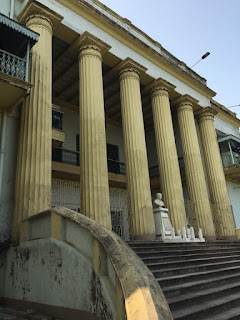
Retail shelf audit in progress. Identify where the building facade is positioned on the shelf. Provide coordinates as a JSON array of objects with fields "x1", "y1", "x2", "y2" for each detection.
[{"x1": 1, "y1": 0, "x2": 240, "y2": 244}]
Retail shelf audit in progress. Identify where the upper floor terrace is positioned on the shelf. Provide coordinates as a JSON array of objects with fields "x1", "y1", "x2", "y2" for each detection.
[{"x1": 0, "y1": 13, "x2": 39, "y2": 110}]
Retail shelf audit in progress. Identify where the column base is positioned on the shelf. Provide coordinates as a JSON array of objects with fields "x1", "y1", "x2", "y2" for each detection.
[
  {"x1": 205, "y1": 235, "x2": 217, "y2": 241},
  {"x1": 220, "y1": 235, "x2": 238, "y2": 241},
  {"x1": 133, "y1": 234, "x2": 156, "y2": 241}
]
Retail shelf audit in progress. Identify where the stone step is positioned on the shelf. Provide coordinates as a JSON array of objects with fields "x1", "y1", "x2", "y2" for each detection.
[
  {"x1": 131, "y1": 247, "x2": 240, "y2": 255},
  {"x1": 207, "y1": 306, "x2": 240, "y2": 320},
  {"x1": 163, "y1": 272, "x2": 240, "y2": 299},
  {"x1": 168, "y1": 281, "x2": 240, "y2": 311},
  {"x1": 151, "y1": 259, "x2": 240, "y2": 278},
  {"x1": 157, "y1": 265, "x2": 240, "y2": 287},
  {"x1": 172, "y1": 292, "x2": 240, "y2": 320},
  {"x1": 144, "y1": 255, "x2": 240, "y2": 269},
  {"x1": 138, "y1": 251, "x2": 240, "y2": 262},
  {"x1": 128, "y1": 241, "x2": 240, "y2": 249}
]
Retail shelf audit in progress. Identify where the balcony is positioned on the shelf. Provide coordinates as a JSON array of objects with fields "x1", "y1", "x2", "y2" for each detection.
[
  {"x1": 149, "y1": 157, "x2": 185, "y2": 179},
  {"x1": 52, "y1": 147, "x2": 127, "y2": 187},
  {"x1": 0, "y1": 13, "x2": 39, "y2": 110},
  {"x1": 218, "y1": 135, "x2": 240, "y2": 182},
  {"x1": 52, "y1": 108, "x2": 65, "y2": 147}
]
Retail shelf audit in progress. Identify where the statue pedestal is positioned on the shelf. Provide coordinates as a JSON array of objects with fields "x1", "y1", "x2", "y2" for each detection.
[{"x1": 153, "y1": 207, "x2": 205, "y2": 242}]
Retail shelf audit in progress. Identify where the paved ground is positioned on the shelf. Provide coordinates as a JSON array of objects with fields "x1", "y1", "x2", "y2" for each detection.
[{"x1": 0, "y1": 307, "x2": 58, "y2": 320}]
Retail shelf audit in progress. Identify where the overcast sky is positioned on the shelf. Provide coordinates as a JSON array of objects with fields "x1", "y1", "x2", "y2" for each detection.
[{"x1": 100, "y1": 0, "x2": 240, "y2": 118}]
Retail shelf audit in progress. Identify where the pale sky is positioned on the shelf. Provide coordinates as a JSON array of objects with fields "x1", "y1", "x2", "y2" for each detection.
[{"x1": 100, "y1": 0, "x2": 240, "y2": 118}]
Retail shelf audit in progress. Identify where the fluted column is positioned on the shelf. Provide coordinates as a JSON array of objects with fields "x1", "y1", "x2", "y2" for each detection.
[
  {"x1": 177, "y1": 99, "x2": 216, "y2": 239},
  {"x1": 150, "y1": 84, "x2": 187, "y2": 231},
  {"x1": 198, "y1": 109, "x2": 236, "y2": 239},
  {"x1": 12, "y1": 14, "x2": 53, "y2": 241},
  {"x1": 78, "y1": 43, "x2": 111, "y2": 229},
  {"x1": 119, "y1": 65, "x2": 155, "y2": 240}
]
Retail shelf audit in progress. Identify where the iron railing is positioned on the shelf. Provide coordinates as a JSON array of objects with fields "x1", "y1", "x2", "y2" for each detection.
[
  {"x1": 52, "y1": 147, "x2": 79, "y2": 166},
  {"x1": 221, "y1": 151, "x2": 240, "y2": 166},
  {"x1": 149, "y1": 157, "x2": 185, "y2": 179},
  {"x1": 107, "y1": 158, "x2": 125, "y2": 175},
  {"x1": 52, "y1": 147, "x2": 126, "y2": 175},
  {"x1": 0, "y1": 49, "x2": 26, "y2": 81},
  {"x1": 52, "y1": 109, "x2": 63, "y2": 130}
]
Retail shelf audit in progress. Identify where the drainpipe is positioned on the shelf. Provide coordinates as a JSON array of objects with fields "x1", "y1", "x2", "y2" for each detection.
[
  {"x1": 0, "y1": 112, "x2": 7, "y2": 204},
  {"x1": 10, "y1": 0, "x2": 15, "y2": 19}
]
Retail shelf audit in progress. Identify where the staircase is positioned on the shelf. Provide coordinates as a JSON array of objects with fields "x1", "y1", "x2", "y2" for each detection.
[{"x1": 129, "y1": 241, "x2": 240, "y2": 320}]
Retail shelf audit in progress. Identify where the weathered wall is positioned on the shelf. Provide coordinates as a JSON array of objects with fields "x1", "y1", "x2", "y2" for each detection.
[
  {"x1": 0, "y1": 113, "x2": 19, "y2": 243},
  {"x1": 214, "y1": 116, "x2": 240, "y2": 137},
  {"x1": 2, "y1": 238, "x2": 115, "y2": 319},
  {"x1": 226, "y1": 181, "x2": 240, "y2": 228},
  {"x1": 14, "y1": 0, "x2": 210, "y2": 107}
]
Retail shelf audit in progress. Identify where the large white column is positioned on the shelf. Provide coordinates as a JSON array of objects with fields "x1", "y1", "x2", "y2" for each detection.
[
  {"x1": 197, "y1": 108, "x2": 236, "y2": 239},
  {"x1": 78, "y1": 34, "x2": 112, "y2": 229},
  {"x1": 117, "y1": 59, "x2": 156, "y2": 240},
  {"x1": 12, "y1": 13, "x2": 54, "y2": 241},
  {"x1": 148, "y1": 80, "x2": 187, "y2": 231},
  {"x1": 176, "y1": 96, "x2": 216, "y2": 240}
]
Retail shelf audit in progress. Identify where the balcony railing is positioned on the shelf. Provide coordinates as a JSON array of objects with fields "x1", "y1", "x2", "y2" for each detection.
[
  {"x1": 52, "y1": 147, "x2": 126, "y2": 175},
  {"x1": 221, "y1": 151, "x2": 240, "y2": 166},
  {"x1": 107, "y1": 158, "x2": 125, "y2": 175},
  {"x1": 52, "y1": 109, "x2": 63, "y2": 130},
  {"x1": 0, "y1": 49, "x2": 26, "y2": 81},
  {"x1": 149, "y1": 157, "x2": 185, "y2": 179},
  {"x1": 52, "y1": 147, "x2": 79, "y2": 166}
]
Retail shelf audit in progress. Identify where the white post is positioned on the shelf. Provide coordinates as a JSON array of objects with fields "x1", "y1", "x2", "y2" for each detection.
[
  {"x1": 199, "y1": 228, "x2": 203, "y2": 241},
  {"x1": 190, "y1": 227, "x2": 195, "y2": 240},
  {"x1": 171, "y1": 227, "x2": 175, "y2": 240},
  {"x1": 182, "y1": 227, "x2": 187, "y2": 240}
]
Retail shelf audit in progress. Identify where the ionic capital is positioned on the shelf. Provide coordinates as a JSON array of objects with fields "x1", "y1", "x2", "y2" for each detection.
[
  {"x1": 79, "y1": 44, "x2": 102, "y2": 61},
  {"x1": 150, "y1": 86, "x2": 169, "y2": 99},
  {"x1": 18, "y1": 1, "x2": 62, "y2": 34},
  {"x1": 177, "y1": 101, "x2": 194, "y2": 113},
  {"x1": 72, "y1": 32, "x2": 111, "y2": 61},
  {"x1": 112, "y1": 58, "x2": 147, "y2": 82},
  {"x1": 119, "y1": 68, "x2": 140, "y2": 81},
  {"x1": 172, "y1": 94, "x2": 199, "y2": 114},
  {"x1": 145, "y1": 78, "x2": 175, "y2": 100},
  {"x1": 197, "y1": 107, "x2": 217, "y2": 124},
  {"x1": 26, "y1": 14, "x2": 53, "y2": 35}
]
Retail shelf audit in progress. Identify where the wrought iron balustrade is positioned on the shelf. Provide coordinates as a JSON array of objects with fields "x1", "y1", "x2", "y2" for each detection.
[
  {"x1": 52, "y1": 147, "x2": 126, "y2": 175},
  {"x1": 221, "y1": 151, "x2": 240, "y2": 166},
  {"x1": 149, "y1": 165, "x2": 159, "y2": 179},
  {"x1": 0, "y1": 49, "x2": 26, "y2": 81},
  {"x1": 107, "y1": 158, "x2": 125, "y2": 175},
  {"x1": 52, "y1": 109, "x2": 63, "y2": 130},
  {"x1": 149, "y1": 157, "x2": 185, "y2": 179},
  {"x1": 52, "y1": 147, "x2": 79, "y2": 166}
]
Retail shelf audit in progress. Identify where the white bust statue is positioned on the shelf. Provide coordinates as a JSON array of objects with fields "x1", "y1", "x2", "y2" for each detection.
[{"x1": 153, "y1": 193, "x2": 165, "y2": 209}]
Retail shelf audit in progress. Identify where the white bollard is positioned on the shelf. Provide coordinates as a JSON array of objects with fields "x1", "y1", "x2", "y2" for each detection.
[
  {"x1": 190, "y1": 227, "x2": 195, "y2": 240},
  {"x1": 171, "y1": 228, "x2": 175, "y2": 240},
  {"x1": 182, "y1": 227, "x2": 187, "y2": 240},
  {"x1": 177, "y1": 229, "x2": 182, "y2": 239},
  {"x1": 161, "y1": 228, "x2": 165, "y2": 240},
  {"x1": 199, "y1": 228, "x2": 203, "y2": 241},
  {"x1": 187, "y1": 228, "x2": 191, "y2": 239}
]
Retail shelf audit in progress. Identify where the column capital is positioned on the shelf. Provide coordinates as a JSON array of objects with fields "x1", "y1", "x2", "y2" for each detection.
[
  {"x1": 173, "y1": 94, "x2": 199, "y2": 113},
  {"x1": 18, "y1": 0, "x2": 62, "y2": 33},
  {"x1": 145, "y1": 78, "x2": 176, "y2": 99},
  {"x1": 196, "y1": 107, "x2": 218, "y2": 123},
  {"x1": 112, "y1": 58, "x2": 147, "y2": 81},
  {"x1": 72, "y1": 32, "x2": 111, "y2": 60}
]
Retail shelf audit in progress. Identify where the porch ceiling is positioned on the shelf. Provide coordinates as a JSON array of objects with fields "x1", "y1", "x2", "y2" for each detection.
[{"x1": 52, "y1": 36, "x2": 153, "y2": 128}]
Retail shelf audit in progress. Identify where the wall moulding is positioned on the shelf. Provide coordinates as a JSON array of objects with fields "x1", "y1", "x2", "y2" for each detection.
[{"x1": 54, "y1": 0, "x2": 216, "y2": 99}]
